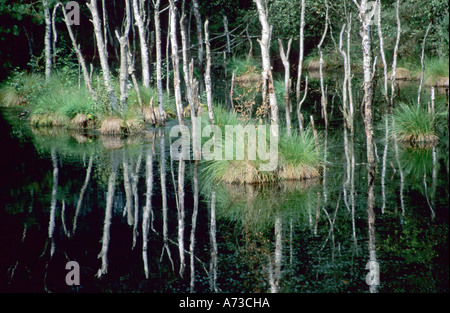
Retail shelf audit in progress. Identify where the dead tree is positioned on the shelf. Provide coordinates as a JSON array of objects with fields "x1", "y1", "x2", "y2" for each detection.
[
  {"x1": 132, "y1": 0, "x2": 151, "y2": 88},
  {"x1": 353, "y1": 0, "x2": 376, "y2": 169},
  {"x1": 254, "y1": 0, "x2": 279, "y2": 140},
  {"x1": 115, "y1": 0, "x2": 132, "y2": 112},
  {"x1": 60, "y1": 3, "x2": 94, "y2": 96},
  {"x1": 278, "y1": 38, "x2": 293, "y2": 136},
  {"x1": 43, "y1": 0, "x2": 52, "y2": 80},
  {"x1": 87, "y1": 0, "x2": 118, "y2": 112},
  {"x1": 153, "y1": 0, "x2": 165, "y2": 125},
  {"x1": 168, "y1": 0, "x2": 185, "y2": 126}
]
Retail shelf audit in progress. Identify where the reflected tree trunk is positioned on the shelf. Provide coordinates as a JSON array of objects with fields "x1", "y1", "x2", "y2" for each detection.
[
  {"x1": 97, "y1": 155, "x2": 117, "y2": 278},
  {"x1": 209, "y1": 189, "x2": 218, "y2": 292},
  {"x1": 190, "y1": 161, "x2": 199, "y2": 292},
  {"x1": 142, "y1": 144, "x2": 154, "y2": 279},
  {"x1": 177, "y1": 159, "x2": 186, "y2": 278},
  {"x1": 366, "y1": 173, "x2": 379, "y2": 293},
  {"x1": 123, "y1": 151, "x2": 134, "y2": 226},
  {"x1": 269, "y1": 214, "x2": 282, "y2": 293},
  {"x1": 160, "y1": 132, "x2": 175, "y2": 271},
  {"x1": 48, "y1": 148, "x2": 59, "y2": 257},
  {"x1": 71, "y1": 155, "x2": 93, "y2": 237},
  {"x1": 132, "y1": 149, "x2": 143, "y2": 248}
]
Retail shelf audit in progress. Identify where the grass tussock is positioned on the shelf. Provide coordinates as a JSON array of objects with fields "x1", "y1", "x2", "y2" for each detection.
[
  {"x1": 391, "y1": 102, "x2": 440, "y2": 144},
  {"x1": 100, "y1": 116, "x2": 123, "y2": 135},
  {"x1": 200, "y1": 107, "x2": 323, "y2": 184}
]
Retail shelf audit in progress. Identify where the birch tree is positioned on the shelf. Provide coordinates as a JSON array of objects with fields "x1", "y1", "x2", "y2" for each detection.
[
  {"x1": 168, "y1": 0, "x2": 184, "y2": 126},
  {"x1": 87, "y1": 0, "x2": 118, "y2": 112},
  {"x1": 254, "y1": 0, "x2": 279, "y2": 140},
  {"x1": 192, "y1": 0, "x2": 204, "y2": 92},
  {"x1": 153, "y1": 0, "x2": 165, "y2": 124},
  {"x1": 353, "y1": 0, "x2": 376, "y2": 168},
  {"x1": 43, "y1": 0, "x2": 52, "y2": 80},
  {"x1": 115, "y1": 0, "x2": 132, "y2": 112},
  {"x1": 390, "y1": 0, "x2": 401, "y2": 107},
  {"x1": 295, "y1": 0, "x2": 306, "y2": 117},
  {"x1": 278, "y1": 38, "x2": 292, "y2": 136},
  {"x1": 132, "y1": 0, "x2": 150, "y2": 88},
  {"x1": 60, "y1": 3, "x2": 94, "y2": 96}
]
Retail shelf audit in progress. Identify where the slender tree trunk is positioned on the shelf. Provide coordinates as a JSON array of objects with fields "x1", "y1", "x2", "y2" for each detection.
[
  {"x1": 87, "y1": 0, "x2": 118, "y2": 112},
  {"x1": 132, "y1": 0, "x2": 150, "y2": 88},
  {"x1": 192, "y1": 0, "x2": 204, "y2": 92},
  {"x1": 354, "y1": 0, "x2": 376, "y2": 169},
  {"x1": 390, "y1": 0, "x2": 401, "y2": 107},
  {"x1": 180, "y1": 13, "x2": 192, "y2": 108},
  {"x1": 61, "y1": 3, "x2": 95, "y2": 96},
  {"x1": 295, "y1": 0, "x2": 306, "y2": 105},
  {"x1": 169, "y1": 0, "x2": 185, "y2": 126},
  {"x1": 254, "y1": 0, "x2": 279, "y2": 140},
  {"x1": 417, "y1": 22, "x2": 432, "y2": 107},
  {"x1": 115, "y1": 0, "x2": 131, "y2": 112},
  {"x1": 346, "y1": 13, "x2": 354, "y2": 133},
  {"x1": 43, "y1": 0, "x2": 52, "y2": 80},
  {"x1": 339, "y1": 24, "x2": 349, "y2": 129},
  {"x1": 153, "y1": 0, "x2": 165, "y2": 124},
  {"x1": 318, "y1": 0, "x2": 329, "y2": 129},
  {"x1": 204, "y1": 20, "x2": 214, "y2": 125},
  {"x1": 278, "y1": 38, "x2": 292, "y2": 136},
  {"x1": 376, "y1": 0, "x2": 389, "y2": 105}
]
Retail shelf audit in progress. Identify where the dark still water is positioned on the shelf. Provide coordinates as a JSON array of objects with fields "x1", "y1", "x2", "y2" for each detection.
[{"x1": 0, "y1": 106, "x2": 448, "y2": 293}]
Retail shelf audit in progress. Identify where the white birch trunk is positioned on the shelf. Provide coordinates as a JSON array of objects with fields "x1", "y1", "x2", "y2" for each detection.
[
  {"x1": 169, "y1": 0, "x2": 185, "y2": 126},
  {"x1": 61, "y1": 4, "x2": 95, "y2": 96},
  {"x1": 354, "y1": 0, "x2": 376, "y2": 168},
  {"x1": 254, "y1": 0, "x2": 279, "y2": 140},
  {"x1": 115, "y1": 0, "x2": 131, "y2": 112},
  {"x1": 204, "y1": 20, "x2": 214, "y2": 125},
  {"x1": 153, "y1": 0, "x2": 165, "y2": 124},
  {"x1": 295, "y1": 0, "x2": 306, "y2": 105},
  {"x1": 43, "y1": 0, "x2": 52, "y2": 80},
  {"x1": 390, "y1": 0, "x2": 401, "y2": 107},
  {"x1": 87, "y1": 0, "x2": 118, "y2": 112},
  {"x1": 132, "y1": 0, "x2": 150, "y2": 88},
  {"x1": 278, "y1": 38, "x2": 292, "y2": 136}
]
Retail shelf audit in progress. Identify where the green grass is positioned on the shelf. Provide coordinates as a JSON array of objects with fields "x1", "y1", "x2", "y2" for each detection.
[
  {"x1": 391, "y1": 102, "x2": 440, "y2": 144},
  {"x1": 199, "y1": 106, "x2": 323, "y2": 184}
]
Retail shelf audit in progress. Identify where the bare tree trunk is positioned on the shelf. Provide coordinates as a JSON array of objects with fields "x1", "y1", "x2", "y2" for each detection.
[
  {"x1": 169, "y1": 0, "x2": 185, "y2": 126},
  {"x1": 43, "y1": 0, "x2": 52, "y2": 80},
  {"x1": 223, "y1": 15, "x2": 231, "y2": 54},
  {"x1": 180, "y1": 13, "x2": 192, "y2": 109},
  {"x1": 204, "y1": 20, "x2": 214, "y2": 125},
  {"x1": 61, "y1": 3, "x2": 95, "y2": 96},
  {"x1": 295, "y1": 0, "x2": 306, "y2": 105},
  {"x1": 254, "y1": 0, "x2": 279, "y2": 140},
  {"x1": 278, "y1": 38, "x2": 292, "y2": 136},
  {"x1": 51, "y1": 3, "x2": 59, "y2": 67},
  {"x1": 354, "y1": 0, "x2": 376, "y2": 169},
  {"x1": 153, "y1": 0, "x2": 165, "y2": 125},
  {"x1": 132, "y1": 0, "x2": 150, "y2": 88},
  {"x1": 318, "y1": 0, "x2": 329, "y2": 129},
  {"x1": 115, "y1": 0, "x2": 131, "y2": 112},
  {"x1": 347, "y1": 14, "x2": 354, "y2": 131},
  {"x1": 339, "y1": 24, "x2": 350, "y2": 129},
  {"x1": 376, "y1": 0, "x2": 389, "y2": 105},
  {"x1": 192, "y1": 0, "x2": 204, "y2": 92},
  {"x1": 390, "y1": 0, "x2": 401, "y2": 107},
  {"x1": 87, "y1": 0, "x2": 118, "y2": 112},
  {"x1": 417, "y1": 22, "x2": 432, "y2": 107}
]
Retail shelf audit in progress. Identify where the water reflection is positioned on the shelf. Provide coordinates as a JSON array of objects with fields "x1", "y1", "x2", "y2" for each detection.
[{"x1": 0, "y1": 110, "x2": 448, "y2": 293}]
